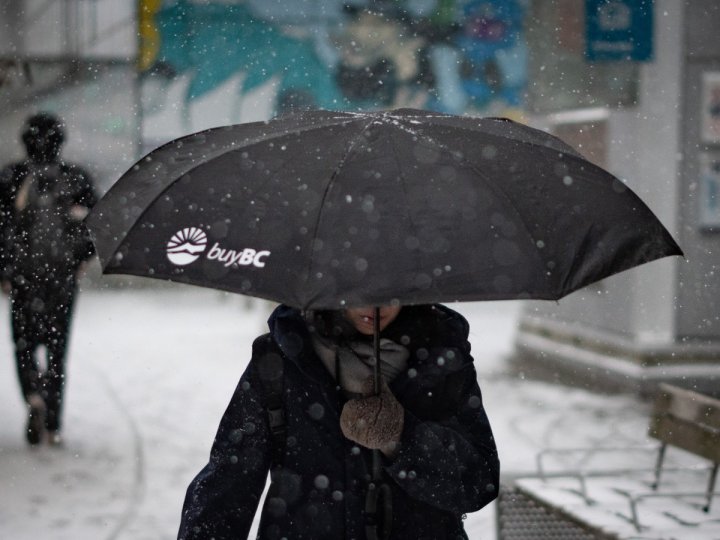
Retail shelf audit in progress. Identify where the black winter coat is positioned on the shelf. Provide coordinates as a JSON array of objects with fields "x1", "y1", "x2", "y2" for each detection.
[
  {"x1": 179, "y1": 304, "x2": 499, "y2": 540},
  {"x1": 0, "y1": 160, "x2": 97, "y2": 278}
]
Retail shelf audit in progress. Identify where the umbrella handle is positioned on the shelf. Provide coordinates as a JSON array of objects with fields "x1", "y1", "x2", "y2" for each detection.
[
  {"x1": 367, "y1": 308, "x2": 392, "y2": 539},
  {"x1": 372, "y1": 306, "x2": 384, "y2": 481},
  {"x1": 365, "y1": 481, "x2": 393, "y2": 540}
]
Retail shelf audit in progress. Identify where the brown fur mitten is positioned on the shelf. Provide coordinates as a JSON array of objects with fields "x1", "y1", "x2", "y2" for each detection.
[{"x1": 340, "y1": 379, "x2": 404, "y2": 455}]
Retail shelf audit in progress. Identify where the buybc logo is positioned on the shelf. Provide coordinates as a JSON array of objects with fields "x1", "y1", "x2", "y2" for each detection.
[
  {"x1": 166, "y1": 227, "x2": 270, "y2": 269},
  {"x1": 166, "y1": 227, "x2": 208, "y2": 265}
]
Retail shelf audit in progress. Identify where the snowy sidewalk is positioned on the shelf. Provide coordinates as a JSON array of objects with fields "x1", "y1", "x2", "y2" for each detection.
[{"x1": 0, "y1": 288, "x2": 662, "y2": 539}]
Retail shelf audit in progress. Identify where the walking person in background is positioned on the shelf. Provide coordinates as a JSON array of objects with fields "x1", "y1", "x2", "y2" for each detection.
[
  {"x1": 179, "y1": 302, "x2": 499, "y2": 539},
  {"x1": 0, "y1": 112, "x2": 97, "y2": 446}
]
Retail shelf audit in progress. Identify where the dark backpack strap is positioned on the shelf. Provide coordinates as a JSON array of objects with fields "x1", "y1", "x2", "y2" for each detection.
[{"x1": 252, "y1": 334, "x2": 286, "y2": 468}]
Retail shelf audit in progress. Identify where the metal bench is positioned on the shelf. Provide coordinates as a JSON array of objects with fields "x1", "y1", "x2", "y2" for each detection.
[
  {"x1": 496, "y1": 384, "x2": 720, "y2": 538},
  {"x1": 648, "y1": 382, "x2": 720, "y2": 512}
]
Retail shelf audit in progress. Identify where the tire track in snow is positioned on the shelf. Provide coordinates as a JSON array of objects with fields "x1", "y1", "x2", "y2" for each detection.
[{"x1": 90, "y1": 365, "x2": 146, "y2": 540}]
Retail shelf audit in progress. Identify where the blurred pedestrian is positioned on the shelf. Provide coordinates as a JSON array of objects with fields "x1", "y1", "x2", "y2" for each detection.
[
  {"x1": 179, "y1": 302, "x2": 499, "y2": 539},
  {"x1": 0, "y1": 112, "x2": 97, "y2": 446}
]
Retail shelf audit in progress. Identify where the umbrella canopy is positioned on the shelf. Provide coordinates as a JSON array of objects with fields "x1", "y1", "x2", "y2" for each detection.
[{"x1": 87, "y1": 108, "x2": 682, "y2": 309}]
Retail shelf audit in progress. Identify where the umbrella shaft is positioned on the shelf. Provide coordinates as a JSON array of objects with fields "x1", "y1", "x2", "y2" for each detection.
[{"x1": 372, "y1": 306, "x2": 382, "y2": 480}]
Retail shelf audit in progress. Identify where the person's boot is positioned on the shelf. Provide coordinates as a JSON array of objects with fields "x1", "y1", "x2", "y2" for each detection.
[
  {"x1": 46, "y1": 430, "x2": 63, "y2": 447},
  {"x1": 25, "y1": 393, "x2": 47, "y2": 446}
]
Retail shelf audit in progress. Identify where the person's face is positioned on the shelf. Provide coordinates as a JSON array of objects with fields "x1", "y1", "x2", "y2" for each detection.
[{"x1": 343, "y1": 305, "x2": 401, "y2": 335}]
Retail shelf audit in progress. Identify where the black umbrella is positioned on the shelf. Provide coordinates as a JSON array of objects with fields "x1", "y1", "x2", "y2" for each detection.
[
  {"x1": 88, "y1": 108, "x2": 682, "y2": 309},
  {"x1": 87, "y1": 108, "x2": 682, "y2": 539}
]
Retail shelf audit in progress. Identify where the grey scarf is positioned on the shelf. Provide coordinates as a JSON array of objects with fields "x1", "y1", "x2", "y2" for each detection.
[{"x1": 311, "y1": 336, "x2": 409, "y2": 398}]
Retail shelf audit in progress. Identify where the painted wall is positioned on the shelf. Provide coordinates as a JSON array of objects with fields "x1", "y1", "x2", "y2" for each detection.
[
  {"x1": 1, "y1": 0, "x2": 532, "y2": 192},
  {"x1": 138, "y1": 0, "x2": 530, "y2": 148}
]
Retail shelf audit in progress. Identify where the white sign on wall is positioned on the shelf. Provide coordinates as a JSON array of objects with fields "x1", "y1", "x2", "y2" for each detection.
[
  {"x1": 699, "y1": 152, "x2": 720, "y2": 230},
  {"x1": 701, "y1": 72, "x2": 720, "y2": 145}
]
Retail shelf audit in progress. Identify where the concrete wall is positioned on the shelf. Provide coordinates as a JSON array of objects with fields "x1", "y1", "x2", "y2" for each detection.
[
  {"x1": 676, "y1": 0, "x2": 720, "y2": 339},
  {"x1": 1, "y1": 0, "x2": 136, "y2": 59},
  {"x1": 605, "y1": 0, "x2": 684, "y2": 345},
  {"x1": 0, "y1": 1, "x2": 140, "y2": 192},
  {"x1": 514, "y1": 0, "x2": 720, "y2": 396},
  {"x1": 523, "y1": 0, "x2": 684, "y2": 343}
]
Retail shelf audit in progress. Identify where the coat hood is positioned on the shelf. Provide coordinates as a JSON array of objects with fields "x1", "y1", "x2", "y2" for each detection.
[
  {"x1": 267, "y1": 303, "x2": 475, "y2": 407},
  {"x1": 268, "y1": 304, "x2": 470, "y2": 361}
]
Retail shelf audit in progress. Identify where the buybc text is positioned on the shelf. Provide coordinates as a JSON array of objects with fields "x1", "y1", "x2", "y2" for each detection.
[
  {"x1": 207, "y1": 243, "x2": 270, "y2": 268},
  {"x1": 165, "y1": 227, "x2": 270, "y2": 268}
]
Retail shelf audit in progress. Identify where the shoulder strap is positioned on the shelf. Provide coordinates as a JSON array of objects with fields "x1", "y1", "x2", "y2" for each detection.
[{"x1": 252, "y1": 334, "x2": 286, "y2": 468}]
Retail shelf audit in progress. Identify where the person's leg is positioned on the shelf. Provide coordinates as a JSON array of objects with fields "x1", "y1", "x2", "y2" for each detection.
[
  {"x1": 13, "y1": 332, "x2": 41, "y2": 398},
  {"x1": 11, "y1": 284, "x2": 42, "y2": 396},
  {"x1": 11, "y1": 282, "x2": 46, "y2": 445},
  {"x1": 44, "y1": 326, "x2": 69, "y2": 436},
  {"x1": 42, "y1": 274, "x2": 76, "y2": 441}
]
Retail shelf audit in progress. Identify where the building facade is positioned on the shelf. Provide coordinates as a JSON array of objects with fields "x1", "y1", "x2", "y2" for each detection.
[{"x1": 514, "y1": 0, "x2": 720, "y2": 397}]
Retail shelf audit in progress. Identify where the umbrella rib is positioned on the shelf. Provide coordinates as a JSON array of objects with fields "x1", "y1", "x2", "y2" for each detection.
[
  {"x1": 391, "y1": 114, "x2": 648, "y2": 193},
  {"x1": 399, "y1": 117, "x2": 633, "y2": 188},
  {"x1": 388, "y1": 131, "x2": 423, "y2": 284},
  {"x1": 398, "y1": 115, "x2": 584, "y2": 161},
  {"x1": 459, "y1": 161, "x2": 554, "y2": 294},
  {"x1": 303, "y1": 118, "x2": 377, "y2": 301},
  {"x1": 92, "y1": 115, "x2": 368, "y2": 270},
  {"x1": 99, "y1": 113, "x2": 362, "y2": 203},
  {"x1": 391, "y1": 124, "x2": 553, "y2": 294},
  {"x1": 392, "y1": 117, "x2": 681, "y2": 298}
]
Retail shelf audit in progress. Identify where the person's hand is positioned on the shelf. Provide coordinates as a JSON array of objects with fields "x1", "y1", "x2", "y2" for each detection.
[
  {"x1": 340, "y1": 377, "x2": 404, "y2": 457},
  {"x1": 1, "y1": 280, "x2": 11, "y2": 295},
  {"x1": 68, "y1": 205, "x2": 90, "y2": 222},
  {"x1": 76, "y1": 261, "x2": 88, "y2": 277}
]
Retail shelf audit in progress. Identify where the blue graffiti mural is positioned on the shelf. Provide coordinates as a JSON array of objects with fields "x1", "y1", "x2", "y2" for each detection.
[
  {"x1": 456, "y1": 0, "x2": 527, "y2": 109},
  {"x1": 149, "y1": 1, "x2": 343, "y2": 111},
  {"x1": 141, "y1": 0, "x2": 528, "y2": 129}
]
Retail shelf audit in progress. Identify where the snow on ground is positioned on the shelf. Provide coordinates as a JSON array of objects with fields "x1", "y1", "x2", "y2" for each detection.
[{"x1": 0, "y1": 287, "x2": 694, "y2": 539}]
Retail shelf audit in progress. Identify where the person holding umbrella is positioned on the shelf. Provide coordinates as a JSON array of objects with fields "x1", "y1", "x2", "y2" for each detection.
[
  {"x1": 178, "y1": 302, "x2": 499, "y2": 539},
  {"x1": 85, "y1": 108, "x2": 682, "y2": 538}
]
